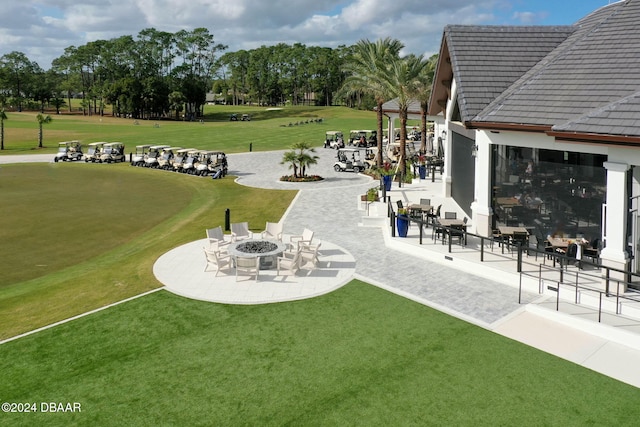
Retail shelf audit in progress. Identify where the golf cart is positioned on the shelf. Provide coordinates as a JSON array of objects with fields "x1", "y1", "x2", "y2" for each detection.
[
  {"x1": 230, "y1": 114, "x2": 238, "y2": 121},
  {"x1": 196, "y1": 150, "x2": 228, "y2": 177},
  {"x1": 324, "y1": 131, "x2": 344, "y2": 149},
  {"x1": 99, "y1": 142, "x2": 126, "y2": 163},
  {"x1": 131, "y1": 144, "x2": 151, "y2": 166},
  {"x1": 241, "y1": 114, "x2": 251, "y2": 121},
  {"x1": 172, "y1": 148, "x2": 194, "y2": 172},
  {"x1": 348, "y1": 130, "x2": 376, "y2": 147},
  {"x1": 334, "y1": 148, "x2": 366, "y2": 173},
  {"x1": 83, "y1": 142, "x2": 106, "y2": 162},
  {"x1": 363, "y1": 147, "x2": 379, "y2": 169},
  {"x1": 54, "y1": 141, "x2": 83, "y2": 162},
  {"x1": 181, "y1": 149, "x2": 202, "y2": 174},
  {"x1": 144, "y1": 145, "x2": 170, "y2": 168},
  {"x1": 158, "y1": 146, "x2": 182, "y2": 170}
]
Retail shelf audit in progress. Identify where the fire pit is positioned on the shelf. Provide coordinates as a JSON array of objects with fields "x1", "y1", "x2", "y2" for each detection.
[{"x1": 227, "y1": 239, "x2": 287, "y2": 270}]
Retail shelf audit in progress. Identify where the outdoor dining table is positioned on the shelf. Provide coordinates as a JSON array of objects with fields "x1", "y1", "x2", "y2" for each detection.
[
  {"x1": 497, "y1": 226, "x2": 528, "y2": 236},
  {"x1": 407, "y1": 204, "x2": 432, "y2": 222},
  {"x1": 547, "y1": 236, "x2": 589, "y2": 265}
]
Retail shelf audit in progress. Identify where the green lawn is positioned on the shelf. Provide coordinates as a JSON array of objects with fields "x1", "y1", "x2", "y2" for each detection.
[
  {"x1": 2, "y1": 282, "x2": 639, "y2": 426},
  {"x1": 0, "y1": 105, "x2": 383, "y2": 154},
  {"x1": 0, "y1": 163, "x2": 296, "y2": 339}
]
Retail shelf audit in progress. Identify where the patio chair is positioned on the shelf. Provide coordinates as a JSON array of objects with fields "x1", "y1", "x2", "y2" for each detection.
[
  {"x1": 420, "y1": 198, "x2": 431, "y2": 206},
  {"x1": 509, "y1": 231, "x2": 529, "y2": 255},
  {"x1": 428, "y1": 204, "x2": 441, "y2": 226},
  {"x1": 235, "y1": 256, "x2": 259, "y2": 281},
  {"x1": 261, "y1": 221, "x2": 283, "y2": 241},
  {"x1": 231, "y1": 222, "x2": 253, "y2": 242},
  {"x1": 203, "y1": 247, "x2": 233, "y2": 277},
  {"x1": 290, "y1": 228, "x2": 314, "y2": 250},
  {"x1": 448, "y1": 224, "x2": 465, "y2": 246},
  {"x1": 206, "y1": 226, "x2": 229, "y2": 249},
  {"x1": 300, "y1": 242, "x2": 322, "y2": 270},
  {"x1": 277, "y1": 250, "x2": 301, "y2": 279},
  {"x1": 444, "y1": 211, "x2": 457, "y2": 219}
]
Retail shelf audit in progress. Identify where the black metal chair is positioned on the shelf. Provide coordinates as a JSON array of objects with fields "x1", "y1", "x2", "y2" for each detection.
[{"x1": 444, "y1": 211, "x2": 457, "y2": 220}]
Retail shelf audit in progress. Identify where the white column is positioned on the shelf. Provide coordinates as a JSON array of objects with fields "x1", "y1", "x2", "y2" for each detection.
[
  {"x1": 470, "y1": 132, "x2": 493, "y2": 237},
  {"x1": 600, "y1": 161, "x2": 630, "y2": 291}
]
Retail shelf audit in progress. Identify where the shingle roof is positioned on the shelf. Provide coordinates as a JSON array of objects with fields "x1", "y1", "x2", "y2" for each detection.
[
  {"x1": 445, "y1": 25, "x2": 574, "y2": 123},
  {"x1": 474, "y1": 0, "x2": 640, "y2": 137}
]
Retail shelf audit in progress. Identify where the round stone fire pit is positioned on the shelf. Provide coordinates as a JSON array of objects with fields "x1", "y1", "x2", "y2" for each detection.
[{"x1": 227, "y1": 239, "x2": 287, "y2": 270}]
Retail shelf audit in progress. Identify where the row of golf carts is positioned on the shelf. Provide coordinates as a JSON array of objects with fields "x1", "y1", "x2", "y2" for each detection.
[
  {"x1": 54, "y1": 141, "x2": 126, "y2": 163},
  {"x1": 324, "y1": 130, "x2": 377, "y2": 149},
  {"x1": 130, "y1": 145, "x2": 228, "y2": 178},
  {"x1": 333, "y1": 142, "x2": 420, "y2": 173}
]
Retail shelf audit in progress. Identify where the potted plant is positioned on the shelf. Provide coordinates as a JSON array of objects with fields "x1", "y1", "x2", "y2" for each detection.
[
  {"x1": 361, "y1": 186, "x2": 379, "y2": 202},
  {"x1": 379, "y1": 162, "x2": 394, "y2": 191},
  {"x1": 396, "y1": 207, "x2": 409, "y2": 237},
  {"x1": 417, "y1": 154, "x2": 427, "y2": 180}
]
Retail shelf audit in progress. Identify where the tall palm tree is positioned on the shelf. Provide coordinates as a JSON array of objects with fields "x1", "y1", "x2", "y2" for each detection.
[
  {"x1": 382, "y1": 54, "x2": 431, "y2": 178},
  {"x1": 36, "y1": 113, "x2": 52, "y2": 148},
  {"x1": 340, "y1": 38, "x2": 403, "y2": 167},
  {"x1": 415, "y1": 54, "x2": 438, "y2": 154},
  {"x1": 293, "y1": 141, "x2": 319, "y2": 178},
  {"x1": 0, "y1": 109, "x2": 7, "y2": 150}
]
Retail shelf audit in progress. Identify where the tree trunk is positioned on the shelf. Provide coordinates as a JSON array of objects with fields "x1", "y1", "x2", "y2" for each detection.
[
  {"x1": 38, "y1": 125, "x2": 43, "y2": 148},
  {"x1": 376, "y1": 100, "x2": 384, "y2": 167}
]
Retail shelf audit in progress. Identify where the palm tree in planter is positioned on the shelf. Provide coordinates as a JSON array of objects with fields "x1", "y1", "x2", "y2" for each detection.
[
  {"x1": 280, "y1": 141, "x2": 321, "y2": 181},
  {"x1": 0, "y1": 108, "x2": 7, "y2": 150},
  {"x1": 36, "y1": 113, "x2": 52, "y2": 148}
]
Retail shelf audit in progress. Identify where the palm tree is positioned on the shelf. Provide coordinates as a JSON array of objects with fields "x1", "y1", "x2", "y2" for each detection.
[
  {"x1": 281, "y1": 150, "x2": 299, "y2": 178},
  {"x1": 36, "y1": 113, "x2": 52, "y2": 148},
  {"x1": 415, "y1": 54, "x2": 438, "y2": 154},
  {"x1": 382, "y1": 54, "x2": 431, "y2": 179},
  {"x1": 340, "y1": 38, "x2": 403, "y2": 167},
  {"x1": 0, "y1": 109, "x2": 7, "y2": 150}
]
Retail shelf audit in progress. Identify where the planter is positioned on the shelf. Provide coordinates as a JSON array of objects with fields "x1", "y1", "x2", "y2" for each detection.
[
  {"x1": 382, "y1": 175, "x2": 392, "y2": 191},
  {"x1": 418, "y1": 165, "x2": 427, "y2": 179},
  {"x1": 396, "y1": 215, "x2": 409, "y2": 237}
]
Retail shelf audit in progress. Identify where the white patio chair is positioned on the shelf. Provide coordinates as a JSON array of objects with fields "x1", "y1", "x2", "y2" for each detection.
[
  {"x1": 235, "y1": 256, "x2": 259, "y2": 281},
  {"x1": 300, "y1": 242, "x2": 321, "y2": 270},
  {"x1": 206, "y1": 226, "x2": 230, "y2": 249},
  {"x1": 231, "y1": 222, "x2": 253, "y2": 242},
  {"x1": 261, "y1": 221, "x2": 283, "y2": 241},
  {"x1": 203, "y1": 247, "x2": 233, "y2": 276},
  {"x1": 277, "y1": 249, "x2": 301, "y2": 279},
  {"x1": 290, "y1": 228, "x2": 314, "y2": 250}
]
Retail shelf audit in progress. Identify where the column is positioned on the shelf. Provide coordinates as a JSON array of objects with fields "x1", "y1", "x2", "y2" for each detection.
[{"x1": 600, "y1": 161, "x2": 630, "y2": 292}]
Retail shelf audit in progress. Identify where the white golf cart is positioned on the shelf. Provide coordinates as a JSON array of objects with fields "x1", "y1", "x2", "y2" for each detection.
[
  {"x1": 158, "y1": 146, "x2": 182, "y2": 170},
  {"x1": 131, "y1": 144, "x2": 151, "y2": 166},
  {"x1": 181, "y1": 149, "x2": 202, "y2": 174},
  {"x1": 99, "y1": 142, "x2": 126, "y2": 163},
  {"x1": 334, "y1": 148, "x2": 366, "y2": 173},
  {"x1": 172, "y1": 148, "x2": 194, "y2": 172},
  {"x1": 54, "y1": 141, "x2": 83, "y2": 162},
  {"x1": 324, "y1": 131, "x2": 344, "y2": 149},
  {"x1": 196, "y1": 150, "x2": 228, "y2": 177},
  {"x1": 144, "y1": 145, "x2": 170, "y2": 168},
  {"x1": 348, "y1": 130, "x2": 376, "y2": 147},
  {"x1": 83, "y1": 142, "x2": 106, "y2": 162}
]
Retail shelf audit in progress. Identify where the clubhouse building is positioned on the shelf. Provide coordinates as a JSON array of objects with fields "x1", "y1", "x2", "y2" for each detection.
[{"x1": 424, "y1": 0, "x2": 640, "y2": 288}]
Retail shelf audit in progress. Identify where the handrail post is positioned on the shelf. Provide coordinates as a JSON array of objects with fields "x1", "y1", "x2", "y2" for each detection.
[
  {"x1": 480, "y1": 237, "x2": 484, "y2": 262},
  {"x1": 391, "y1": 211, "x2": 396, "y2": 237},
  {"x1": 517, "y1": 243, "x2": 522, "y2": 273}
]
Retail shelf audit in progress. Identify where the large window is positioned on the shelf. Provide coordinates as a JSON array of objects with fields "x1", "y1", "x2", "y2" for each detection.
[{"x1": 491, "y1": 146, "x2": 606, "y2": 244}]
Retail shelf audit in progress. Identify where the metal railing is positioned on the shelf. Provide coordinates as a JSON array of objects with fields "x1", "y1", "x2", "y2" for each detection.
[{"x1": 384, "y1": 199, "x2": 640, "y2": 323}]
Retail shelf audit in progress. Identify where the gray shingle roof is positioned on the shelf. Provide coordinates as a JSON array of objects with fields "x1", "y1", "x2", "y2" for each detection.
[
  {"x1": 474, "y1": 0, "x2": 640, "y2": 137},
  {"x1": 445, "y1": 25, "x2": 574, "y2": 123}
]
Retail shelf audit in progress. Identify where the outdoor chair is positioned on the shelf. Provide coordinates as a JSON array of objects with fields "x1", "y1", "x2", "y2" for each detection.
[
  {"x1": 444, "y1": 211, "x2": 457, "y2": 220},
  {"x1": 448, "y1": 224, "x2": 465, "y2": 246},
  {"x1": 300, "y1": 242, "x2": 322, "y2": 270},
  {"x1": 420, "y1": 198, "x2": 431, "y2": 206},
  {"x1": 231, "y1": 222, "x2": 253, "y2": 242},
  {"x1": 277, "y1": 249, "x2": 301, "y2": 279},
  {"x1": 290, "y1": 228, "x2": 314, "y2": 250},
  {"x1": 235, "y1": 256, "x2": 259, "y2": 281},
  {"x1": 206, "y1": 226, "x2": 229, "y2": 249},
  {"x1": 509, "y1": 231, "x2": 529, "y2": 255},
  {"x1": 428, "y1": 204, "x2": 441, "y2": 226},
  {"x1": 261, "y1": 221, "x2": 283, "y2": 241},
  {"x1": 203, "y1": 247, "x2": 233, "y2": 277},
  {"x1": 583, "y1": 238, "x2": 601, "y2": 265}
]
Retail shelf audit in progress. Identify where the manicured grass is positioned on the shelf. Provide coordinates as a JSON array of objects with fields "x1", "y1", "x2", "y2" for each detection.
[
  {"x1": 0, "y1": 106, "x2": 382, "y2": 154},
  {"x1": 1, "y1": 282, "x2": 639, "y2": 426},
  {"x1": 0, "y1": 163, "x2": 296, "y2": 339}
]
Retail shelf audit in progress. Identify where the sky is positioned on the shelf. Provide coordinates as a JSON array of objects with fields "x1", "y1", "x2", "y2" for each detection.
[{"x1": 0, "y1": 0, "x2": 619, "y2": 69}]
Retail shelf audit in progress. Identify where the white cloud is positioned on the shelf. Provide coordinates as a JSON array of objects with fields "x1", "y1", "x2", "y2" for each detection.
[{"x1": 0, "y1": 0, "x2": 580, "y2": 68}]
